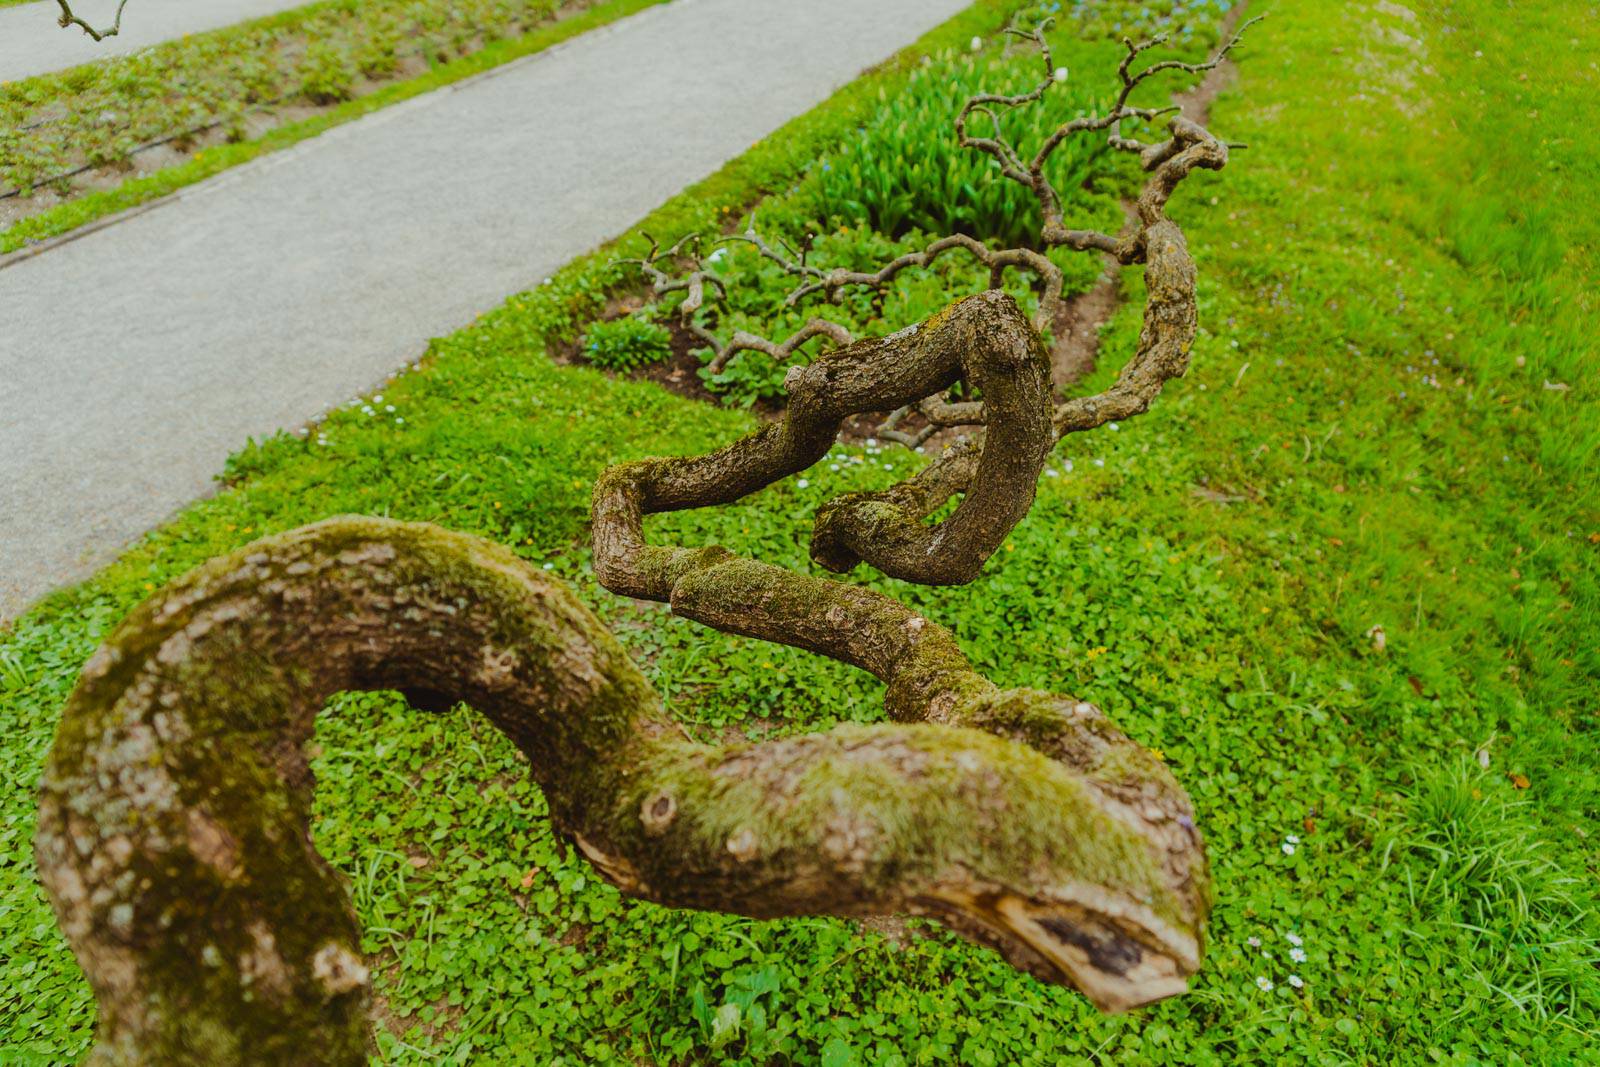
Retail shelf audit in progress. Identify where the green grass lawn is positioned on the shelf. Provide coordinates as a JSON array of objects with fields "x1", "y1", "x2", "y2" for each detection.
[{"x1": 2, "y1": 0, "x2": 1596, "y2": 1063}]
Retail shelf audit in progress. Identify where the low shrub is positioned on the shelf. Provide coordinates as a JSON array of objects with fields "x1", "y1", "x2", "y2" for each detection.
[{"x1": 582, "y1": 316, "x2": 672, "y2": 371}]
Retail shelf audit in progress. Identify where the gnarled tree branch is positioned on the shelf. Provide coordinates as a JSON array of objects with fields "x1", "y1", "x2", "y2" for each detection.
[
  {"x1": 53, "y1": 0, "x2": 131, "y2": 40},
  {"x1": 37, "y1": 22, "x2": 1253, "y2": 1062},
  {"x1": 634, "y1": 20, "x2": 1258, "y2": 459},
  {"x1": 624, "y1": 230, "x2": 854, "y2": 374},
  {"x1": 39, "y1": 518, "x2": 1206, "y2": 1065}
]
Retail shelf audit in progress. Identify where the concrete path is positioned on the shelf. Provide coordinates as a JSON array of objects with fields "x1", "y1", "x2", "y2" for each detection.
[
  {"x1": 0, "y1": 0, "x2": 969, "y2": 618},
  {"x1": 0, "y1": 0, "x2": 313, "y2": 82}
]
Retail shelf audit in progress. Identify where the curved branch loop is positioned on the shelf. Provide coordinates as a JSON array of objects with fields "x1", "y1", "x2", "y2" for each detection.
[
  {"x1": 596, "y1": 291, "x2": 1053, "y2": 587},
  {"x1": 40, "y1": 518, "x2": 1207, "y2": 1065}
]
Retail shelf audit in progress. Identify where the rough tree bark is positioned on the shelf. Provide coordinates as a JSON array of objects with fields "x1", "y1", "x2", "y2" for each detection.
[{"x1": 36, "y1": 19, "x2": 1256, "y2": 1065}]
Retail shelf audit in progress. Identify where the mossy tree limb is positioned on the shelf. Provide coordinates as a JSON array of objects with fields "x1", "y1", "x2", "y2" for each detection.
[
  {"x1": 588, "y1": 289, "x2": 1210, "y2": 1005},
  {"x1": 39, "y1": 518, "x2": 1203, "y2": 1065},
  {"x1": 632, "y1": 20, "x2": 1257, "y2": 462},
  {"x1": 38, "y1": 20, "x2": 1245, "y2": 1062}
]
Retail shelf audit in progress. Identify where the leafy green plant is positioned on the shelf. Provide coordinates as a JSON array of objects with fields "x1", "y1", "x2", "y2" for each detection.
[
  {"x1": 299, "y1": 42, "x2": 356, "y2": 104},
  {"x1": 582, "y1": 315, "x2": 672, "y2": 371},
  {"x1": 791, "y1": 47, "x2": 1116, "y2": 249},
  {"x1": 1383, "y1": 760, "x2": 1599, "y2": 1018}
]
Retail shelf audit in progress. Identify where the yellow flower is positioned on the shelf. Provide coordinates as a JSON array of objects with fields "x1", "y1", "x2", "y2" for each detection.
[{"x1": 1150, "y1": 748, "x2": 1166, "y2": 762}]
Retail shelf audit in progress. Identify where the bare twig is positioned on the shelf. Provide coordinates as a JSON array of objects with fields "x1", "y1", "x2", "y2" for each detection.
[
  {"x1": 725, "y1": 215, "x2": 827, "y2": 281},
  {"x1": 622, "y1": 232, "x2": 728, "y2": 314},
  {"x1": 53, "y1": 0, "x2": 130, "y2": 40},
  {"x1": 1106, "y1": 17, "x2": 1265, "y2": 155},
  {"x1": 783, "y1": 233, "x2": 1066, "y2": 330},
  {"x1": 629, "y1": 19, "x2": 1260, "y2": 458},
  {"x1": 622, "y1": 225, "x2": 854, "y2": 375},
  {"x1": 706, "y1": 318, "x2": 853, "y2": 374}
]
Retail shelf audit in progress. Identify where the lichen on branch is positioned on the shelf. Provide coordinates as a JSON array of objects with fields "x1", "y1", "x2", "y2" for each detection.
[
  {"x1": 39, "y1": 518, "x2": 1205, "y2": 1065},
  {"x1": 35, "y1": 20, "x2": 1256, "y2": 1064}
]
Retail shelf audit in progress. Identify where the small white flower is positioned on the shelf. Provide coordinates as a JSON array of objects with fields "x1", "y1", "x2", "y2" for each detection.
[
  {"x1": 374, "y1": 395, "x2": 384, "y2": 403},
  {"x1": 1108, "y1": 422, "x2": 1119, "y2": 431},
  {"x1": 1262, "y1": 951, "x2": 1273, "y2": 960},
  {"x1": 385, "y1": 405, "x2": 396, "y2": 413},
  {"x1": 395, "y1": 417, "x2": 405, "y2": 424},
  {"x1": 542, "y1": 563, "x2": 554, "y2": 570},
  {"x1": 1285, "y1": 835, "x2": 1301, "y2": 845},
  {"x1": 1288, "y1": 974, "x2": 1304, "y2": 989},
  {"x1": 829, "y1": 464, "x2": 841, "y2": 472},
  {"x1": 1092, "y1": 457, "x2": 1105, "y2": 468},
  {"x1": 1255, "y1": 976, "x2": 1273, "y2": 992},
  {"x1": 1282, "y1": 842, "x2": 1296, "y2": 855},
  {"x1": 970, "y1": 35, "x2": 983, "y2": 51},
  {"x1": 883, "y1": 465, "x2": 893, "y2": 472},
  {"x1": 1052, "y1": 66, "x2": 1069, "y2": 83},
  {"x1": 1286, "y1": 932, "x2": 1303, "y2": 946},
  {"x1": 796, "y1": 478, "x2": 810, "y2": 489},
  {"x1": 1062, "y1": 459, "x2": 1074, "y2": 472},
  {"x1": 543, "y1": 277, "x2": 553, "y2": 285},
  {"x1": 1290, "y1": 947, "x2": 1307, "y2": 963},
  {"x1": 1247, "y1": 936, "x2": 1261, "y2": 948},
  {"x1": 1045, "y1": 468, "x2": 1060, "y2": 478}
]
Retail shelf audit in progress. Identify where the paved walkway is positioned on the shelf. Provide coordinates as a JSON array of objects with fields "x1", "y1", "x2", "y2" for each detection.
[
  {"x1": 0, "y1": 0, "x2": 313, "y2": 82},
  {"x1": 0, "y1": 0, "x2": 969, "y2": 619}
]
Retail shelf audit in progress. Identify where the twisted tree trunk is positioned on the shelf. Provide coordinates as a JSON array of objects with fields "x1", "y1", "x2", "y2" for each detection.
[
  {"x1": 35, "y1": 19, "x2": 1255, "y2": 1062},
  {"x1": 38, "y1": 516, "x2": 1203, "y2": 1065}
]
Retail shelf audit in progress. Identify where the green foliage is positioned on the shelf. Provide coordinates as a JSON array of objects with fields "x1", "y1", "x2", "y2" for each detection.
[
  {"x1": 3, "y1": 0, "x2": 1599, "y2": 1063},
  {"x1": 792, "y1": 49, "x2": 1114, "y2": 249},
  {"x1": 584, "y1": 316, "x2": 673, "y2": 371},
  {"x1": 1383, "y1": 760, "x2": 1598, "y2": 1019},
  {"x1": 299, "y1": 41, "x2": 357, "y2": 105}
]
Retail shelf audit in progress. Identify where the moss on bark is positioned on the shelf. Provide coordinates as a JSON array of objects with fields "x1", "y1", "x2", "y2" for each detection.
[{"x1": 38, "y1": 517, "x2": 1208, "y2": 1062}]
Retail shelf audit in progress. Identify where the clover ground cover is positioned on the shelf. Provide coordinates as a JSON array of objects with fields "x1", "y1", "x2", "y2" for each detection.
[{"x1": 1, "y1": 0, "x2": 1595, "y2": 1062}]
